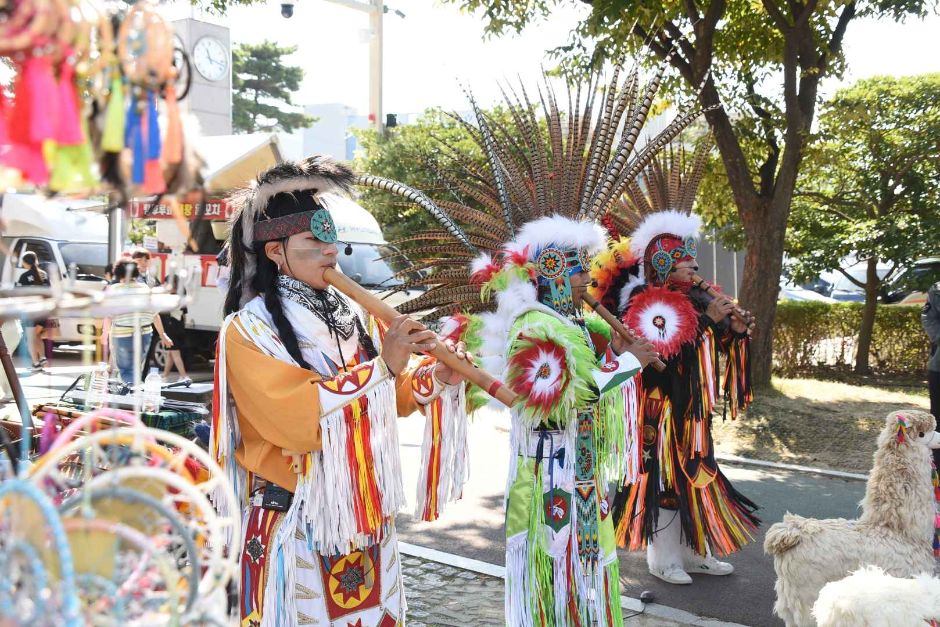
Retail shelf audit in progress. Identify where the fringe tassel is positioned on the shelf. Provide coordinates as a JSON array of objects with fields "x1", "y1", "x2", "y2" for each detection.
[
  {"x1": 26, "y1": 56, "x2": 58, "y2": 144},
  {"x1": 125, "y1": 96, "x2": 144, "y2": 184},
  {"x1": 595, "y1": 380, "x2": 626, "y2": 489},
  {"x1": 505, "y1": 536, "x2": 535, "y2": 627},
  {"x1": 49, "y1": 116, "x2": 96, "y2": 192},
  {"x1": 54, "y1": 58, "x2": 83, "y2": 145},
  {"x1": 415, "y1": 384, "x2": 469, "y2": 521},
  {"x1": 101, "y1": 74, "x2": 125, "y2": 152},
  {"x1": 162, "y1": 83, "x2": 183, "y2": 165},
  {"x1": 657, "y1": 400, "x2": 675, "y2": 492},
  {"x1": 299, "y1": 377, "x2": 405, "y2": 555},
  {"x1": 260, "y1": 507, "x2": 299, "y2": 627},
  {"x1": 723, "y1": 335, "x2": 753, "y2": 420},
  {"x1": 685, "y1": 472, "x2": 759, "y2": 557},
  {"x1": 210, "y1": 316, "x2": 248, "y2": 552},
  {"x1": 621, "y1": 374, "x2": 642, "y2": 485},
  {"x1": 614, "y1": 472, "x2": 648, "y2": 551},
  {"x1": 142, "y1": 92, "x2": 165, "y2": 194}
]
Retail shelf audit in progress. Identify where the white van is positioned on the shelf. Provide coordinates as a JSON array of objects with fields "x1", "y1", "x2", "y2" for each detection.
[{"x1": 0, "y1": 193, "x2": 110, "y2": 344}]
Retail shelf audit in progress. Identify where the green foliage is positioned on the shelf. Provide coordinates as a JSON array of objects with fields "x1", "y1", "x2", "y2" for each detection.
[
  {"x1": 232, "y1": 41, "x2": 315, "y2": 134},
  {"x1": 447, "y1": 0, "x2": 934, "y2": 246},
  {"x1": 787, "y1": 73, "x2": 940, "y2": 285},
  {"x1": 773, "y1": 301, "x2": 928, "y2": 375},
  {"x1": 127, "y1": 219, "x2": 156, "y2": 246}
]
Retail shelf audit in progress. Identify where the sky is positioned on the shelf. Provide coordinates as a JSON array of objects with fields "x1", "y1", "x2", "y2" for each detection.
[{"x1": 165, "y1": 0, "x2": 940, "y2": 117}]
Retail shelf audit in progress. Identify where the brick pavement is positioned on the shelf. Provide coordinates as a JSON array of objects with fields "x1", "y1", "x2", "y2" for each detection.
[{"x1": 402, "y1": 554, "x2": 690, "y2": 626}]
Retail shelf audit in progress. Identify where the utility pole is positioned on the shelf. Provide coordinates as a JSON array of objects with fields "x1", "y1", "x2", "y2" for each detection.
[{"x1": 323, "y1": 0, "x2": 385, "y2": 133}]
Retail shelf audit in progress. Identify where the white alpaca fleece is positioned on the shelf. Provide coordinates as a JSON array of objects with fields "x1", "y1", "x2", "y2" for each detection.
[
  {"x1": 813, "y1": 566, "x2": 940, "y2": 627},
  {"x1": 629, "y1": 210, "x2": 702, "y2": 260},
  {"x1": 764, "y1": 409, "x2": 939, "y2": 627},
  {"x1": 505, "y1": 215, "x2": 607, "y2": 258}
]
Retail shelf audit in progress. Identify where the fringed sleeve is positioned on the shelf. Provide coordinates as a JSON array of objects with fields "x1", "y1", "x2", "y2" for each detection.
[
  {"x1": 723, "y1": 331, "x2": 753, "y2": 419},
  {"x1": 410, "y1": 358, "x2": 469, "y2": 522}
]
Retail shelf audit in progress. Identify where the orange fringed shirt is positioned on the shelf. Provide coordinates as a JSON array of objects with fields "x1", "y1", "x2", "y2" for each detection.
[{"x1": 224, "y1": 318, "x2": 424, "y2": 493}]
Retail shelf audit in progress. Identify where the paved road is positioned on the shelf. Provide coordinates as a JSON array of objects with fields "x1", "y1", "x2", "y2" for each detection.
[
  {"x1": 395, "y1": 408, "x2": 868, "y2": 627},
  {"x1": 3, "y1": 355, "x2": 869, "y2": 625}
]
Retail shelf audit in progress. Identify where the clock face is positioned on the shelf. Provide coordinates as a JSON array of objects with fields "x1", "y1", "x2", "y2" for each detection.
[{"x1": 193, "y1": 36, "x2": 228, "y2": 82}]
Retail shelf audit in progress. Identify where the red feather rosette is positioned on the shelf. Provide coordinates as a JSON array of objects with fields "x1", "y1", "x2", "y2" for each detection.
[
  {"x1": 507, "y1": 334, "x2": 569, "y2": 416},
  {"x1": 624, "y1": 286, "x2": 698, "y2": 359}
]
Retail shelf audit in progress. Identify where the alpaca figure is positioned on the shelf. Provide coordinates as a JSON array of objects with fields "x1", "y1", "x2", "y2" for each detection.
[
  {"x1": 813, "y1": 566, "x2": 940, "y2": 627},
  {"x1": 765, "y1": 410, "x2": 940, "y2": 626}
]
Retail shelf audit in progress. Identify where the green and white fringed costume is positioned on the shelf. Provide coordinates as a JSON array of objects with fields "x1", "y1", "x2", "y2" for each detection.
[
  {"x1": 358, "y1": 61, "x2": 708, "y2": 625},
  {"x1": 459, "y1": 216, "x2": 642, "y2": 626}
]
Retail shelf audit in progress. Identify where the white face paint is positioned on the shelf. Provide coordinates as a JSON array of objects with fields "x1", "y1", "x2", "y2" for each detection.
[{"x1": 276, "y1": 233, "x2": 338, "y2": 290}]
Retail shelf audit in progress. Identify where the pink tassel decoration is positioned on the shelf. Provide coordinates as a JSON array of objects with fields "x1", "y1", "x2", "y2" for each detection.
[
  {"x1": 1, "y1": 65, "x2": 49, "y2": 185},
  {"x1": 143, "y1": 159, "x2": 166, "y2": 194},
  {"x1": 162, "y1": 83, "x2": 183, "y2": 165},
  {"x1": 25, "y1": 56, "x2": 59, "y2": 144},
  {"x1": 55, "y1": 57, "x2": 83, "y2": 145}
]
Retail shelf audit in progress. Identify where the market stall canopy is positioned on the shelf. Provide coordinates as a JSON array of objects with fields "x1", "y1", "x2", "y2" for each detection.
[
  {"x1": 199, "y1": 133, "x2": 284, "y2": 193},
  {"x1": 0, "y1": 193, "x2": 108, "y2": 241}
]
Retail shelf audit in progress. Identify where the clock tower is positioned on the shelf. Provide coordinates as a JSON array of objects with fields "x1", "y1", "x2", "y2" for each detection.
[{"x1": 172, "y1": 18, "x2": 232, "y2": 136}]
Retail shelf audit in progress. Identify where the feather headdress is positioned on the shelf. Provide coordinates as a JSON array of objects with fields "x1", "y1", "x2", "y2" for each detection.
[
  {"x1": 615, "y1": 141, "x2": 710, "y2": 261},
  {"x1": 361, "y1": 60, "x2": 709, "y2": 320},
  {"x1": 590, "y1": 141, "x2": 712, "y2": 308},
  {"x1": 224, "y1": 155, "x2": 356, "y2": 309}
]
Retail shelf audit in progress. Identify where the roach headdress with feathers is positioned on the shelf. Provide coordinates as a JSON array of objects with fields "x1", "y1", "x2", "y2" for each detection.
[
  {"x1": 359, "y1": 59, "x2": 710, "y2": 321},
  {"x1": 224, "y1": 155, "x2": 355, "y2": 310},
  {"x1": 590, "y1": 141, "x2": 712, "y2": 310}
]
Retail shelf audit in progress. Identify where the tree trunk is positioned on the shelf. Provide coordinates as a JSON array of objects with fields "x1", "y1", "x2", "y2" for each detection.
[
  {"x1": 738, "y1": 196, "x2": 788, "y2": 387},
  {"x1": 854, "y1": 257, "x2": 880, "y2": 374}
]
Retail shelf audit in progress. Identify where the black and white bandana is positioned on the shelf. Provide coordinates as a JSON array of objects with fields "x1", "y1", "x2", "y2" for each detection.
[{"x1": 277, "y1": 275, "x2": 356, "y2": 341}]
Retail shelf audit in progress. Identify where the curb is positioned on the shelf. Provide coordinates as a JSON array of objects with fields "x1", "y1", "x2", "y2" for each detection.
[
  {"x1": 399, "y1": 542, "x2": 747, "y2": 627},
  {"x1": 715, "y1": 453, "x2": 868, "y2": 481}
]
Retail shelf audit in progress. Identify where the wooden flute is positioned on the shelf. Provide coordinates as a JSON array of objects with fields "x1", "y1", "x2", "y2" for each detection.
[
  {"x1": 323, "y1": 266, "x2": 520, "y2": 408},
  {"x1": 582, "y1": 293, "x2": 668, "y2": 372},
  {"x1": 691, "y1": 273, "x2": 755, "y2": 326}
]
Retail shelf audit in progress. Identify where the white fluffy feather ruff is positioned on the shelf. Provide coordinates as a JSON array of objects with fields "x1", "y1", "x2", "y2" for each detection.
[
  {"x1": 813, "y1": 566, "x2": 940, "y2": 627},
  {"x1": 507, "y1": 215, "x2": 607, "y2": 258},
  {"x1": 470, "y1": 253, "x2": 495, "y2": 275},
  {"x1": 629, "y1": 210, "x2": 702, "y2": 260}
]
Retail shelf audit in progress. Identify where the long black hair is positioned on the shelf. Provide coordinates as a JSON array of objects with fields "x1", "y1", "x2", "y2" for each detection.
[{"x1": 225, "y1": 201, "x2": 311, "y2": 369}]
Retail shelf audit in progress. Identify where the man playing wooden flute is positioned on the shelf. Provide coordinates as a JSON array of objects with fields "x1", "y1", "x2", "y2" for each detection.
[
  {"x1": 211, "y1": 156, "x2": 471, "y2": 627},
  {"x1": 590, "y1": 144, "x2": 759, "y2": 586}
]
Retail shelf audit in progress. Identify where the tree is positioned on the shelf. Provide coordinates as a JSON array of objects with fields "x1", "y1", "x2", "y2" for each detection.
[
  {"x1": 232, "y1": 41, "x2": 315, "y2": 134},
  {"x1": 444, "y1": 0, "x2": 934, "y2": 386},
  {"x1": 354, "y1": 107, "x2": 517, "y2": 242},
  {"x1": 787, "y1": 73, "x2": 940, "y2": 373}
]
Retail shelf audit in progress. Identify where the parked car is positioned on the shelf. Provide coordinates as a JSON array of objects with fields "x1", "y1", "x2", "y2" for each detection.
[
  {"x1": 827, "y1": 265, "x2": 892, "y2": 302},
  {"x1": 0, "y1": 193, "x2": 110, "y2": 345},
  {"x1": 882, "y1": 257, "x2": 940, "y2": 305},
  {"x1": 778, "y1": 280, "x2": 837, "y2": 303}
]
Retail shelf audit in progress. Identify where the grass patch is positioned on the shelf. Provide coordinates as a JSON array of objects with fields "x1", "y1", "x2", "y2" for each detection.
[{"x1": 712, "y1": 376, "x2": 931, "y2": 474}]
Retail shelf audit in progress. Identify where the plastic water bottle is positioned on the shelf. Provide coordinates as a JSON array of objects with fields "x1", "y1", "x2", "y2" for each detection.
[
  {"x1": 142, "y1": 368, "x2": 163, "y2": 414},
  {"x1": 84, "y1": 362, "x2": 109, "y2": 410}
]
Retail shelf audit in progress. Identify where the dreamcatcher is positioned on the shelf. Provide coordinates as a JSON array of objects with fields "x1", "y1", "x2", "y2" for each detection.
[{"x1": 0, "y1": 0, "x2": 194, "y2": 194}]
